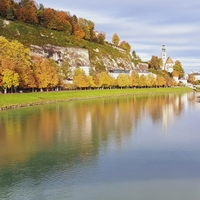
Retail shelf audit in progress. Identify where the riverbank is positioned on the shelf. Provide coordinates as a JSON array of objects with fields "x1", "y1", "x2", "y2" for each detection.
[{"x1": 0, "y1": 87, "x2": 193, "y2": 111}]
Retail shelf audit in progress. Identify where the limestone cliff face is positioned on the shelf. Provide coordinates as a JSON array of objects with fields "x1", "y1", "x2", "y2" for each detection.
[{"x1": 30, "y1": 44, "x2": 134, "y2": 70}]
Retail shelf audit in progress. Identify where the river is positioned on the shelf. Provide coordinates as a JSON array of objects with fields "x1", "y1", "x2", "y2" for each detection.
[{"x1": 0, "y1": 91, "x2": 200, "y2": 200}]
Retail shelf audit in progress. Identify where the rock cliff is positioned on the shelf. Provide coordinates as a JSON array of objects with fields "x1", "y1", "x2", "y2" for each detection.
[{"x1": 30, "y1": 44, "x2": 134, "y2": 71}]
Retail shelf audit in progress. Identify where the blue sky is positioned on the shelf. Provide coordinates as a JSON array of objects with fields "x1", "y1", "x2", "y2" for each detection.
[{"x1": 37, "y1": 0, "x2": 200, "y2": 73}]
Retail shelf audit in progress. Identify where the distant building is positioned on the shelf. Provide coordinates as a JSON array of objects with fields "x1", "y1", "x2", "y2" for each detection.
[
  {"x1": 108, "y1": 69, "x2": 131, "y2": 79},
  {"x1": 134, "y1": 63, "x2": 157, "y2": 78},
  {"x1": 165, "y1": 57, "x2": 174, "y2": 73},
  {"x1": 161, "y1": 43, "x2": 174, "y2": 73},
  {"x1": 190, "y1": 71, "x2": 200, "y2": 81}
]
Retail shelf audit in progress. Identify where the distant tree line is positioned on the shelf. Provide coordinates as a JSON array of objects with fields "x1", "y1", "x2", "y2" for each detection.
[
  {"x1": 70, "y1": 68, "x2": 177, "y2": 90},
  {"x1": 0, "y1": 0, "x2": 106, "y2": 44}
]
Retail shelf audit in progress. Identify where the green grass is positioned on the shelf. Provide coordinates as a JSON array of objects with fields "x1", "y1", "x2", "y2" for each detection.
[{"x1": 0, "y1": 87, "x2": 192, "y2": 110}]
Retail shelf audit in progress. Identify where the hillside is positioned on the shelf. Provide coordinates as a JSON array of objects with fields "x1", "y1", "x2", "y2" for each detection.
[{"x1": 0, "y1": 18, "x2": 134, "y2": 72}]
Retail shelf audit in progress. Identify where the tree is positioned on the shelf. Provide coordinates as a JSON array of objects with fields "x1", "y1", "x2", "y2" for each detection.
[
  {"x1": 130, "y1": 71, "x2": 140, "y2": 87},
  {"x1": 88, "y1": 75, "x2": 96, "y2": 88},
  {"x1": 40, "y1": 8, "x2": 55, "y2": 28},
  {"x1": 56, "y1": 11, "x2": 72, "y2": 34},
  {"x1": 15, "y1": 0, "x2": 38, "y2": 24},
  {"x1": 172, "y1": 60, "x2": 184, "y2": 79},
  {"x1": 112, "y1": 33, "x2": 120, "y2": 46},
  {"x1": 0, "y1": 37, "x2": 31, "y2": 88},
  {"x1": 139, "y1": 75, "x2": 147, "y2": 88},
  {"x1": 117, "y1": 74, "x2": 131, "y2": 88},
  {"x1": 132, "y1": 50, "x2": 141, "y2": 65},
  {"x1": 148, "y1": 56, "x2": 161, "y2": 70},
  {"x1": 0, "y1": 0, "x2": 14, "y2": 19},
  {"x1": 156, "y1": 75, "x2": 166, "y2": 87},
  {"x1": 78, "y1": 18, "x2": 94, "y2": 40},
  {"x1": 2, "y1": 69, "x2": 19, "y2": 93},
  {"x1": 33, "y1": 57, "x2": 59, "y2": 91},
  {"x1": 146, "y1": 74, "x2": 156, "y2": 87},
  {"x1": 96, "y1": 72, "x2": 113, "y2": 88},
  {"x1": 187, "y1": 73, "x2": 195, "y2": 84},
  {"x1": 119, "y1": 41, "x2": 131, "y2": 53},
  {"x1": 73, "y1": 68, "x2": 89, "y2": 89}
]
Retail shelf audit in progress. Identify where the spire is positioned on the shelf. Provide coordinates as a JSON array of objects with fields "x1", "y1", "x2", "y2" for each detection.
[{"x1": 161, "y1": 43, "x2": 166, "y2": 69}]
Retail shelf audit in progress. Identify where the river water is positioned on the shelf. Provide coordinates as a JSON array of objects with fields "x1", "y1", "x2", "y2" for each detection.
[{"x1": 0, "y1": 91, "x2": 200, "y2": 200}]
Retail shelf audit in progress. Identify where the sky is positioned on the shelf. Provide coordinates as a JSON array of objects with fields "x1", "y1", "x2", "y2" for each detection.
[{"x1": 36, "y1": 0, "x2": 200, "y2": 73}]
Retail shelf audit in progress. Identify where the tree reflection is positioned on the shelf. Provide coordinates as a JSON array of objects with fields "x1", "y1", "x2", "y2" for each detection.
[{"x1": 0, "y1": 92, "x2": 197, "y2": 189}]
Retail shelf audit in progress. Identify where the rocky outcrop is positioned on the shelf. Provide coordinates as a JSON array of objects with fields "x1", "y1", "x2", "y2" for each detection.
[
  {"x1": 31, "y1": 44, "x2": 90, "y2": 67},
  {"x1": 30, "y1": 44, "x2": 134, "y2": 70}
]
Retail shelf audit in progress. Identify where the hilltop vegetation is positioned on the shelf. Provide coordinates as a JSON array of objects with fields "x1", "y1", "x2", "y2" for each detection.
[{"x1": 0, "y1": 0, "x2": 132, "y2": 50}]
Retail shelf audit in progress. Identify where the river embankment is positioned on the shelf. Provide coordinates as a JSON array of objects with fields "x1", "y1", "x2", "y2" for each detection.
[{"x1": 0, "y1": 87, "x2": 193, "y2": 111}]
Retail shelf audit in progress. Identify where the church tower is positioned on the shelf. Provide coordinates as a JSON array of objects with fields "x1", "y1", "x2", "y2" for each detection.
[{"x1": 161, "y1": 43, "x2": 166, "y2": 70}]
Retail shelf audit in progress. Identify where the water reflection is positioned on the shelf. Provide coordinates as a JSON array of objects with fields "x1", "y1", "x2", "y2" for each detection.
[{"x1": 0, "y1": 91, "x2": 200, "y2": 199}]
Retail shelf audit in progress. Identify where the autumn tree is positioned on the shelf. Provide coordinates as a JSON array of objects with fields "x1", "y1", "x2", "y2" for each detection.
[
  {"x1": 187, "y1": 73, "x2": 195, "y2": 84},
  {"x1": 112, "y1": 33, "x2": 120, "y2": 46},
  {"x1": 156, "y1": 75, "x2": 166, "y2": 87},
  {"x1": 70, "y1": 15, "x2": 85, "y2": 40},
  {"x1": 96, "y1": 72, "x2": 113, "y2": 88},
  {"x1": 2, "y1": 69, "x2": 19, "y2": 93},
  {"x1": 92, "y1": 32, "x2": 106, "y2": 44},
  {"x1": 73, "y1": 68, "x2": 89, "y2": 89},
  {"x1": 119, "y1": 41, "x2": 131, "y2": 53},
  {"x1": 78, "y1": 18, "x2": 94, "y2": 40},
  {"x1": 56, "y1": 11, "x2": 72, "y2": 34},
  {"x1": 172, "y1": 60, "x2": 184, "y2": 79},
  {"x1": 88, "y1": 75, "x2": 96, "y2": 88},
  {"x1": 0, "y1": 58, "x2": 17, "y2": 93},
  {"x1": 130, "y1": 71, "x2": 140, "y2": 88},
  {"x1": 117, "y1": 74, "x2": 131, "y2": 88},
  {"x1": 15, "y1": 0, "x2": 38, "y2": 24},
  {"x1": 146, "y1": 74, "x2": 156, "y2": 87},
  {"x1": 0, "y1": 0, "x2": 14, "y2": 20},
  {"x1": 139, "y1": 75, "x2": 147, "y2": 88},
  {"x1": 148, "y1": 56, "x2": 162, "y2": 70},
  {"x1": 40, "y1": 8, "x2": 55, "y2": 28},
  {"x1": 0, "y1": 37, "x2": 31, "y2": 89},
  {"x1": 33, "y1": 57, "x2": 59, "y2": 91}
]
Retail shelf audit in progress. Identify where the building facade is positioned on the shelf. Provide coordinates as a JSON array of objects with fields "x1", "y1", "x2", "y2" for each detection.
[{"x1": 161, "y1": 43, "x2": 174, "y2": 73}]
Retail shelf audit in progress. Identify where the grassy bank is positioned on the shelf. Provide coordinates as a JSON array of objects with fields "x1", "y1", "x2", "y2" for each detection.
[{"x1": 0, "y1": 87, "x2": 192, "y2": 110}]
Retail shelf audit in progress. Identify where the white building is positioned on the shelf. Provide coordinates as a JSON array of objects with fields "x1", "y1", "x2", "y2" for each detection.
[
  {"x1": 190, "y1": 71, "x2": 200, "y2": 81},
  {"x1": 161, "y1": 43, "x2": 174, "y2": 73}
]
